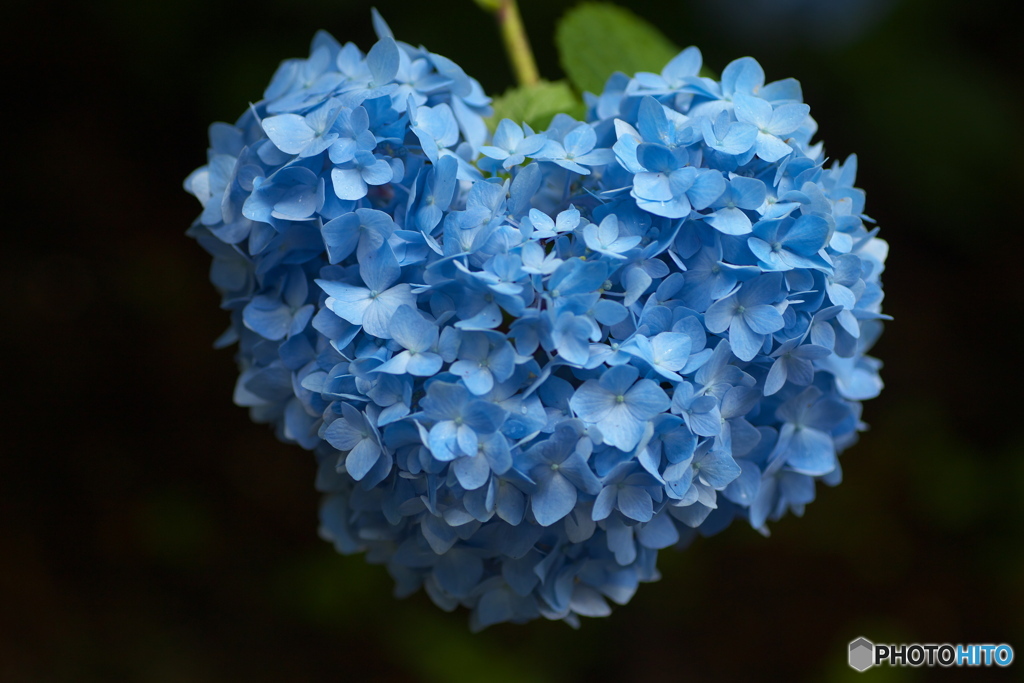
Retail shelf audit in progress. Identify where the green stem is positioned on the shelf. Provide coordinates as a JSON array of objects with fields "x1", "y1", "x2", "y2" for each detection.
[{"x1": 490, "y1": 0, "x2": 540, "y2": 87}]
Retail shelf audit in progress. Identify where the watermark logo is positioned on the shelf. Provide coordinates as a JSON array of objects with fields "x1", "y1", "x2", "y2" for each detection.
[
  {"x1": 849, "y1": 638, "x2": 875, "y2": 671},
  {"x1": 848, "y1": 638, "x2": 1014, "y2": 671}
]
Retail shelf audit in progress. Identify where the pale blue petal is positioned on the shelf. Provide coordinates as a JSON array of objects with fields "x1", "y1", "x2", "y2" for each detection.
[
  {"x1": 767, "y1": 103, "x2": 810, "y2": 135},
  {"x1": 706, "y1": 207, "x2": 752, "y2": 236},
  {"x1": 704, "y1": 296, "x2": 738, "y2": 334},
  {"x1": 558, "y1": 455, "x2": 602, "y2": 495},
  {"x1": 428, "y1": 421, "x2": 459, "y2": 461},
  {"x1": 598, "y1": 403, "x2": 645, "y2": 452},
  {"x1": 331, "y1": 167, "x2": 368, "y2": 200},
  {"x1": 366, "y1": 37, "x2": 400, "y2": 85},
  {"x1": 617, "y1": 487, "x2": 653, "y2": 522},
  {"x1": 531, "y1": 472, "x2": 577, "y2": 526},
  {"x1": 496, "y1": 481, "x2": 526, "y2": 525},
  {"x1": 421, "y1": 513, "x2": 457, "y2": 554},
  {"x1": 321, "y1": 214, "x2": 360, "y2": 264},
  {"x1": 463, "y1": 400, "x2": 506, "y2": 434},
  {"x1": 592, "y1": 487, "x2": 616, "y2": 521},
  {"x1": 261, "y1": 114, "x2": 312, "y2": 154},
  {"x1": 405, "y1": 352, "x2": 443, "y2": 376},
  {"x1": 686, "y1": 170, "x2": 726, "y2": 210},
  {"x1": 635, "y1": 511, "x2": 679, "y2": 549},
  {"x1": 361, "y1": 158, "x2": 394, "y2": 186},
  {"x1": 755, "y1": 132, "x2": 793, "y2": 162},
  {"x1": 569, "y1": 381, "x2": 616, "y2": 423},
  {"x1": 324, "y1": 415, "x2": 362, "y2": 451},
  {"x1": 389, "y1": 305, "x2": 435, "y2": 352},
  {"x1": 575, "y1": 149, "x2": 615, "y2": 166},
  {"x1": 456, "y1": 363, "x2": 494, "y2": 395},
  {"x1": 318, "y1": 282, "x2": 372, "y2": 326},
  {"x1": 453, "y1": 454, "x2": 491, "y2": 490},
  {"x1": 685, "y1": 404, "x2": 722, "y2": 437},
  {"x1": 605, "y1": 515, "x2": 636, "y2": 565},
  {"x1": 570, "y1": 585, "x2": 612, "y2": 617},
  {"x1": 695, "y1": 452, "x2": 741, "y2": 488},
  {"x1": 243, "y1": 296, "x2": 292, "y2": 341},
  {"x1": 780, "y1": 424, "x2": 836, "y2": 475},
  {"x1": 731, "y1": 176, "x2": 768, "y2": 209},
  {"x1": 673, "y1": 501, "x2": 714, "y2": 529},
  {"x1": 563, "y1": 124, "x2": 596, "y2": 156},
  {"x1": 361, "y1": 284, "x2": 416, "y2": 338},
  {"x1": 729, "y1": 318, "x2": 763, "y2": 362},
  {"x1": 454, "y1": 423, "x2": 477, "y2": 457},
  {"x1": 743, "y1": 304, "x2": 784, "y2": 335},
  {"x1": 359, "y1": 244, "x2": 401, "y2": 292},
  {"x1": 633, "y1": 172, "x2": 674, "y2": 201},
  {"x1": 599, "y1": 364, "x2": 640, "y2": 396},
  {"x1": 375, "y1": 350, "x2": 411, "y2": 375},
  {"x1": 625, "y1": 380, "x2": 671, "y2": 420},
  {"x1": 733, "y1": 93, "x2": 772, "y2": 129},
  {"x1": 784, "y1": 214, "x2": 830, "y2": 256},
  {"x1": 346, "y1": 438, "x2": 382, "y2": 480},
  {"x1": 764, "y1": 357, "x2": 788, "y2": 395}
]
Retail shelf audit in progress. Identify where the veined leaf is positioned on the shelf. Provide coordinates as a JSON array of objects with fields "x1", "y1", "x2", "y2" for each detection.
[
  {"x1": 488, "y1": 79, "x2": 584, "y2": 131},
  {"x1": 556, "y1": 3, "x2": 680, "y2": 95}
]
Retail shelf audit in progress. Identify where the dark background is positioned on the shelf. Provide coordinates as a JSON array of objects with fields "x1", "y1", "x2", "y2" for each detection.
[{"x1": 4, "y1": 0, "x2": 1022, "y2": 680}]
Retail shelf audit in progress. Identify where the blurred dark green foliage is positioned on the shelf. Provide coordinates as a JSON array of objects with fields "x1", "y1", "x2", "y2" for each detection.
[{"x1": 2, "y1": 0, "x2": 1021, "y2": 680}]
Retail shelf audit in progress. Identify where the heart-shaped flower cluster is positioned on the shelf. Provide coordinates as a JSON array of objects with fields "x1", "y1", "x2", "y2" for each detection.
[{"x1": 186, "y1": 18, "x2": 887, "y2": 629}]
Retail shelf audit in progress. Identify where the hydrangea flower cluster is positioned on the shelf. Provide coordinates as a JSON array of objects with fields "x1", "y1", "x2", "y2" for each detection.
[{"x1": 186, "y1": 18, "x2": 887, "y2": 629}]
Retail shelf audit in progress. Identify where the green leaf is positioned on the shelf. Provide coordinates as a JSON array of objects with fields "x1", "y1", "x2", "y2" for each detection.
[
  {"x1": 556, "y1": 2, "x2": 680, "y2": 95},
  {"x1": 488, "y1": 79, "x2": 584, "y2": 131}
]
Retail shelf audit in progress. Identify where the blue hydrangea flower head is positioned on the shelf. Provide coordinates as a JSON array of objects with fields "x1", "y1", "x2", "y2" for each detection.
[{"x1": 187, "y1": 18, "x2": 888, "y2": 629}]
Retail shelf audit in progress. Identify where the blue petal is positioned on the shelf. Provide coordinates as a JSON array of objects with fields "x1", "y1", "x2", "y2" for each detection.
[
  {"x1": 779, "y1": 424, "x2": 836, "y2": 475},
  {"x1": 729, "y1": 318, "x2": 763, "y2": 362},
  {"x1": 453, "y1": 454, "x2": 491, "y2": 490},
  {"x1": 686, "y1": 170, "x2": 726, "y2": 210},
  {"x1": 598, "y1": 403, "x2": 645, "y2": 452},
  {"x1": 496, "y1": 481, "x2": 526, "y2": 525},
  {"x1": 262, "y1": 114, "x2": 313, "y2": 154},
  {"x1": 605, "y1": 515, "x2": 636, "y2": 565},
  {"x1": 358, "y1": 243, "x2": 400, "y2": 292},
  {"x1": 361, "y1": 285, "x2": 416, "y2": 338},
  {"x1": 755, "y1": 132, "x2": 794, "y2": 162},
  {"x1": 704, "y1": 295, "x2": 738, "y2": 334},
  {"x1": 242, "y1": 295, "x2": 292, "y2": 341},
  {"x1": 625, "y1": 380, "x2": 671, "y2": 420},
  {"x1": 706, "y1": 207, "x2": 752, "y2": 236},
  {"x1": 768, "y1": 103, "x2": 810, "y2": 135},
  {"x1": 635, "y1": 511, "x2": 679, "y2": 549},
  {"x1": 617, "y1": 487, "x2": 653, "y2": 522},
  {"x1": 361, "y1": 157, "x2": 394, "y2": 186},
  {"x1": 405, "y1": 352, "x2": 443, "y2": 376},
  {"x1": 592, "y1": 487, "x2": 616, "y2": 521},
  {"x1": 345, "y1": 438, "x2": 382, "y2": 480},
  {"x1": 569, "y1": 380, "x2": 616, "y2": 423},
  {"x1": 764, "y1": 357, "x2": 788, "y2": 396},
  {"x1": 322, "y1": 214, "x2": 360, "y2": 264},
  {"x1": 463, "y1": 400, "x2": 506, "y2": 434},
  {"x1": 743, "y1": 304, "x2": 784, "y2": 335},
  {"x1": 599, "y1": 364, "x2": 640, "y2": 396},
  {"x1": 331, "y1": 167, "x2": 368, "y2": 201},
  {"x1": 428, "y1": 421, "x2": 460, "y2": 461},
  {"x1": 389, "y1": 305, "x2": 435, "y2": 352},
  {"x1": 733, "y1": 93, "x2": 772, "y2": 128},
  {"x1": 531, "y1": 472, "x2": 577, "y2": 526},
  {"x1": 783, "y1": 214, "x2": 830, "y2": 256},
  {"x1": 366, "y1": 37, "x2": 400, "y2": 85}
]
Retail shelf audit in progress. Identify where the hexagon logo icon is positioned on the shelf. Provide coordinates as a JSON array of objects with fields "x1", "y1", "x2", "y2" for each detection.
[{"x1": 849, "y1": 637, "x2": 875, "y2": 672}]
